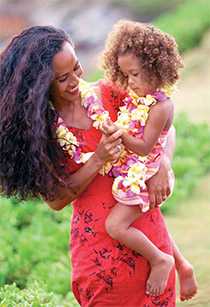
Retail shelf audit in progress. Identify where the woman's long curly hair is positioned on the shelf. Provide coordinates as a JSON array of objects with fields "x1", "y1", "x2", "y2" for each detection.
[
  {"x1": 0, "y1": 26, "x2": 72, "y2": 200},
  {"x1": 102, "y1": 20, "x2": 183, "y2": 89}
]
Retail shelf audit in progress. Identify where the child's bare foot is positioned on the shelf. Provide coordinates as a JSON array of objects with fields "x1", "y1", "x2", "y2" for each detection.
[
  {"x1": 146, "y1": 253, "x2": 174, "y2": 296},
  {"x1": 177, "y1": 259, "x2": 198, "y2": 301}
]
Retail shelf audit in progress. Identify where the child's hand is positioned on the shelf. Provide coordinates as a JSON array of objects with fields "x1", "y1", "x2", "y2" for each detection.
[{"x1": 101, "y1": 118, "x2": 118, "y2": 136}]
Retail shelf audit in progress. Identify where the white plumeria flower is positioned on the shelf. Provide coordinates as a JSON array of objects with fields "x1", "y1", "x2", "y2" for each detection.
[
  {"x1": 56, "y1": 126, "x2": 67, "y2": 138},
  {"x1": 131, "y1": 107, "x2": 148, "y2": 122},
  {"x1": 80, "y1": 152, "x2": 94, "y2": 163},
  {"x1": 92, "y1": 112, "x2": 110, "y2": 129},
  {"x1": 144, "y1": 95, "x2": 156, "y2": 106},
  {"x1": 112, "y1": 176, "x2": 123, "y2": 191},
  {"x1": 128, "y1": 162, "x2": 146, "y2": 177},
  {"x1": 130, "y1": 183, "x2": 140, "y2": 194},
  {"x1": 116, "y1": 109, "x2": 131, "y2": 129}
]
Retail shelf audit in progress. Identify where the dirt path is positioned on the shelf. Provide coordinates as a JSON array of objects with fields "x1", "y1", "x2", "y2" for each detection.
[{"x1": 174, "y1": 31, "x2": 210, "y2": 123}]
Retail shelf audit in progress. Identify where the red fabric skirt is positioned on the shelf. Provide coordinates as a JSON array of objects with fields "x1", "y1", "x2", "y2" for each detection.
[{"x1": 70, "y1": 174, "x2": 176, "y2": 307}]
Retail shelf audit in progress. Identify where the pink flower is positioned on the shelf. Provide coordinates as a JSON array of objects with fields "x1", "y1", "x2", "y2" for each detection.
[{"x1": 153, "y1": 90, "x2": 167, "y2": 102}]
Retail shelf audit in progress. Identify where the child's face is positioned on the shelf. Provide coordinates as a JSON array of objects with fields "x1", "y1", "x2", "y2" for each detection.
[{"x1": 118, "y1": 52, "x2": 158, "y2": 96}]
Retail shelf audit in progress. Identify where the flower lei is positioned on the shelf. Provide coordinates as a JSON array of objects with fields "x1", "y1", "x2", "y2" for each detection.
[
  {"x1": 56, "y1": 79, "x2": 110, "y2": 165},
  {"x1": 56, "y1": 80, "x2": 173, "y2": 183},
  {"x1": 111, "y1": 85, "x2": 173, "y2": 194}
]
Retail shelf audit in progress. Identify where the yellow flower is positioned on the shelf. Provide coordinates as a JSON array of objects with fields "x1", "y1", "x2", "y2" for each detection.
[
  {"x1": 56, "y1": 125, "x2": 79, "y2": 158},
  {"x1": 144, "y1": 95, "x2": 156, "y2": 106},
  {"x1": 116, "y1": 108, "x2": 131, "y2": 129},
  {"x1": 128, "y1": 162, "x2": 146, "y2": 177},
  {"x1": 130, "y1": 183, "x2": 140, "y2": 194},
  {"x1": 79, "y1": 79, "x2": 92, "y2": 98},
  {"x1": 99, "y1": 161, "x2": 112, "y2": 176},
  {"x1": 131, "y1": 105, "x2": 149, "y2": 122},
  {"x1": 92, "y1": 112, "x2": 109, "y2": 129},
  {"x1": 129, "y1": 90, "x2": 139, "y2": 104},
  {"x1": 56, "y1": 126, "x2": 67, "y2": 139},
  {"x1": 163, "y1": 84, "x2": 175, "y2": 97}
]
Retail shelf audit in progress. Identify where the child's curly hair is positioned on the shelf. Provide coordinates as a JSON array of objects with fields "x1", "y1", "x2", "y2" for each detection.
[{"x1": 102, "y1": 20, "x2": 183, "y2": 89}]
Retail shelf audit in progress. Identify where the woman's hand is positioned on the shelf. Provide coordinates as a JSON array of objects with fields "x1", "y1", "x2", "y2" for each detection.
[
  {"x1": 146, "y1": 155, "x2": 172, "y2": 209},
  {"x1": 95, "y1": 124, "x2": 123, "y2": 163}
]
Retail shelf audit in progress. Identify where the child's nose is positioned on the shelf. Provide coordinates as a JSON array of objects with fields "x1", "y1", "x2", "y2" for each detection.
[{"x1": 128, "y1": 77, "x2": 135, "y2": 88}]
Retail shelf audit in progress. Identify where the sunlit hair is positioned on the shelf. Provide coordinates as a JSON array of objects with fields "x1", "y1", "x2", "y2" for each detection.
[
  {"x1": 0, "y1": 26, "x2": 73, "y2": 200},
  {"x1": 102, "y1": 19, "x2": 183, "y2": 89}
]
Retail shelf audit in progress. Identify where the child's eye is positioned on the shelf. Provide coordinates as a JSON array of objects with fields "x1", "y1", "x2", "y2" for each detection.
[{"x1": 132, "y1": 72, "x2": 139, "y2": 77}]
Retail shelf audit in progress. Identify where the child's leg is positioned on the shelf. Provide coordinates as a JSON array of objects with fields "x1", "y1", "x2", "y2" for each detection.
[
  {"x1": 105, "y1": 204, "x2": 174, "y2": 296},
  {"x1": 170, "y1": 235, "x2": 198, "y2": 301}
]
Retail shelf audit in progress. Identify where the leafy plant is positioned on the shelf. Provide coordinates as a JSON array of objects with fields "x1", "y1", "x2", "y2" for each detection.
[{"x1": 155, "y1": 0, "x2": 210, "y2": 52}]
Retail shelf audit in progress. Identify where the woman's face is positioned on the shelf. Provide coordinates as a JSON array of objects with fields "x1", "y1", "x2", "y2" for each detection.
[
  {"x1": 117, "y1": 52, "x2": 158, "y2": 96},
  {"x1": 51, "y1": 41, "x2": 83, "y2": 104}
]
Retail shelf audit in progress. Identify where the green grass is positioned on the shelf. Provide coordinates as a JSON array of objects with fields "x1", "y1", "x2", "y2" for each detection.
[{"x1": 166, "y1": 175, "x2": 210, "y2": 306}]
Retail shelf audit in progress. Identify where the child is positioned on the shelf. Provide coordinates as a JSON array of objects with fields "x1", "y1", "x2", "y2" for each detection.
[{"x1": 100, "y1": 20, "x2": 197, "y2": 299}]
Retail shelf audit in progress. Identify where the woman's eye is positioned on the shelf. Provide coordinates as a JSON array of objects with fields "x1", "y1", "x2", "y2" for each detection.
[
  {"x1": 58, "y1": 76, "x2": 68, "y2": 83},
  {"x1": 58, "y1": 74, "x2": 69, "y2": 82},
  {"x1": 132, "y1": 72, "x2": 139, "y2": 77}
]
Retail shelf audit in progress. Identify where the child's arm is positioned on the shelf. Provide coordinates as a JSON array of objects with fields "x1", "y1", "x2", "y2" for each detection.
[
  {"x1": 146, "y1": 125, "x2": 176, "y2": 208},
  {"x1": 122, "y1": 100, "x2": 173, "y2": 155}
]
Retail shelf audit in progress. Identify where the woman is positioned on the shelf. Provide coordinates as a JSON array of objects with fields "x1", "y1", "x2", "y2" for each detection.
[{"x1": 0, "y1": 26, "x2": 177, "y2": 306}]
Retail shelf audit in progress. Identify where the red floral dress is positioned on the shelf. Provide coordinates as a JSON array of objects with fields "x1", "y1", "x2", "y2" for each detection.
[{"x1": 68, "y1": 81, "x2": 176, "y2": 306}]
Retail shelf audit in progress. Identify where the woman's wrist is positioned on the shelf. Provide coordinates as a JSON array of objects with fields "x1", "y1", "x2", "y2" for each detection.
[
  {"x1": 92, "y1": 153, "x2": 105, "y2": 169},
  {"x1": 160, "y1": 154, "x2": 171, "y2": 172}
]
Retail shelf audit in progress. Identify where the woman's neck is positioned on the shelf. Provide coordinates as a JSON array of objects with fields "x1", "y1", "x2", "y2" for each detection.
[{"x1": 54, "y1": 96, "x2": 92, "y2": 129}]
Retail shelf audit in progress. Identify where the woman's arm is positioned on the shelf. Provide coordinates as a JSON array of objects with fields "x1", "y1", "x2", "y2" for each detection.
[
  {"x1": 45, "y1": 129, "x2": 123, "y2": 211},
  {"x1": 146, "y1": 125, "x2": 176, "y2": 208}
]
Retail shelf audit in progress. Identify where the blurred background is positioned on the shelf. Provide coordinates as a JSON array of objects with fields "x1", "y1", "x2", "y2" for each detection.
[
  {"x1": 0, "y1": 0, "x2": 184, "y2": 75},
  {"x1": 0, "y1": 0, "x2": 210, "y2": 306}
]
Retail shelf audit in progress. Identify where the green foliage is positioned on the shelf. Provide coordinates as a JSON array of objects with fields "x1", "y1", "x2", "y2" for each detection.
[
  {"x1": 0, "y1": 283, "x2": 78, "y2": 306},
  {"x1": 162, "y1": 113, "x2": 210, "y2": 213},
  {"x1": 112, "y1": 0, "x2": 184, "y2": 16},
  {"x1": 0, "y1": 199, "x2": 71, "y2": 294},
  {"x1": 87, "y1": 69, "x2": 103, "y2": 82},
  {"x1": 112, "y1": 0, "x2": 210, "y2": 53},
  {"x1": 155, "y1": 0, "x2": 210, "y2": 52}
]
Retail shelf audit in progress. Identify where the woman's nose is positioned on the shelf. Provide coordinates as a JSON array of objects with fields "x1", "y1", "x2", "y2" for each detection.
[{"x1": 68, "y1": 74, "x2": 79, "y2": 87}]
